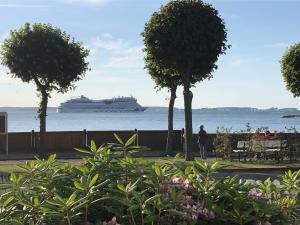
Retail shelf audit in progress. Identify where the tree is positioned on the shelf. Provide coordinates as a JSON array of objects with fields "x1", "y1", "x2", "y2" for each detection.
[
  {"x1": 145, "y1": 58, "x2": 180, "y2": 154},
  {"x1": 281, "y1": 43, "x2": 300, "y2": 97},
  {"x1": 1, "y1": 23, "x2": 89, "y2": 155},
  {"x1": 142, "y1": 0, "x2": 228, "y2": 160}
]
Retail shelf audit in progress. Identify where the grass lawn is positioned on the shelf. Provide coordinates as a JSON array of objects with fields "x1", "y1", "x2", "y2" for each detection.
[
  {"x1": 0, "y1": 164, "x2": 20, "y2": 174},
  {"x1": 0, "y1": 157, "x2": 300, "y2": 174},
  {"x1": 149, "y1": 157, "x2": 300, "y2": 169}
]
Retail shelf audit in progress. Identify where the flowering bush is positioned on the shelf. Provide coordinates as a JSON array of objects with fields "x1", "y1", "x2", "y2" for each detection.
[{"x1": 0, "y1": 134, "x2": 299, "y2": 225}]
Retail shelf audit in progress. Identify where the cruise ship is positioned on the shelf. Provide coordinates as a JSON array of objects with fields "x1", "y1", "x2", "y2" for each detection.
[{"x1": 58, "y1": 96, "x2": 146, "y2": 112}]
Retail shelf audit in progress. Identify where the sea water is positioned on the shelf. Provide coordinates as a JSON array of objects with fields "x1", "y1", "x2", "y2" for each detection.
[{"x1": 1, "y1": 107, "x2": 300, "y2": 133}]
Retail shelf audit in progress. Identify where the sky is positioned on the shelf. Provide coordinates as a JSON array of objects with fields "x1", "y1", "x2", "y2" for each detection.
[{"x1": 0, "y1": 0, "x2": 300, "y2": 109}]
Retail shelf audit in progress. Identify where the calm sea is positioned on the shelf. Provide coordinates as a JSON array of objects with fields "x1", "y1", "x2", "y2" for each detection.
[{"x1": 1, "y1": 107, "x2": 300, "y2": 133}]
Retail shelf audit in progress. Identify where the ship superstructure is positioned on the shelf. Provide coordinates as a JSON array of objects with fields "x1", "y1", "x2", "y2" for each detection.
[{"x1": 58, "y1": 96, "x2": 146, "y2": 112}]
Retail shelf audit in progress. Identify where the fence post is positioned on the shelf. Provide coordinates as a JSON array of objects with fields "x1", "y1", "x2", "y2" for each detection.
[
  {"x1": 83, "y1": 129, "x2": 87, "y2": 148},
  {"x1": 31, "y1": 130, "x2": 35, "y2": 153},
  {"x1": 134, "y1": 128, "x2": 138, "y2": 145}
]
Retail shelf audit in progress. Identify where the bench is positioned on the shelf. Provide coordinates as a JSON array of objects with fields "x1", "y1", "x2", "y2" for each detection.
[
  {"x1": 233, "y1": 141, "x2": 250, "y2": 161},
  {"x1": 233, "y1": 140, "x2": 287, "y2": 161}
]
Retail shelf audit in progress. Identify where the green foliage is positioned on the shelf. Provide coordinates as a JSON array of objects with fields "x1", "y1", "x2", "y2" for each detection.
[
  {"x1": 0, "y1": 134, "x2": 299, "y2": 225},
  {"x1": 0, "y1": 23, "x2": 90, "y2": 153},
  {"x1": 213, "y1": 126, "x2": 234, "y2": 159},
  {"x1": 281, "y1": 43, "x2": 300, "y2": 97},
  {"x1": 111, "y1": 133, "x2": 142, "y2": 156},
  {"x1": 142, "y1": 0, "x2": 229, "y2": 160},
  {"x1": 142, "y1": 0, "x2": 229, "y2": 82},
  {"x1": 145, "y1": 58, "x2": 180, "y2": 91},
  {"x1": 0, "y1": 22, "x2": 90, "y2": 94}
]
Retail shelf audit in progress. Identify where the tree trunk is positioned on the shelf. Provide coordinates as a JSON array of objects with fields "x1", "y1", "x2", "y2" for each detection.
[
  {"x1": 183, "y1": 77, "x2": 194, "y2": 161},
  {"x1": 166, "y1": 86, "x2": 177, "y2": 155},
  {"x1": 38, "y1": 90, "x2": 48, "y2": 157}
]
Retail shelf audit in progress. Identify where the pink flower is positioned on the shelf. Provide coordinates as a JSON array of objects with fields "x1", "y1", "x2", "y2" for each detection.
[
  {"x1": 263, "y1": 222, "x2": 272, "y2": 225},
  {"x1": 172, "y1": 177, "x2": 181, "y2": 184},
  {"x1": 179, "y1": 201, "x2": 215, "y2": 222},
  {"x1": 208, "y1": 211, "x2": 215, "y2": 220},
  {"x1": 111, "y1": 217, "x2": 117, "y2": 223},
  {"x1": 103, "y1": 216, "x2": 120, "y2": 225},
  {"x1": 255, "y1": 221, "x2": 263, "y2": 225},
  {"x1": 178, "y1": 195, "x2": 193, "y2": 201},
  {"x1": 254, "y1": 220, "x2": 271, "y2": 225},
  {"x1": 248, "y1": 190, "x2": 262, "y2": 198},
  {"x1": 183, "y1": 179, "x2": 190, "y2": 188}
]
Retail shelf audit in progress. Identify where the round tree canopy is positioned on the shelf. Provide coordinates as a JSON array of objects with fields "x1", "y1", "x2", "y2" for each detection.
[
  {"x1": 142, "y1": 0, "x2": 228, "y2": 82},
  {"x1": 281, "y1": 43, "x2": 300, "y2": 97},
  {"x1": 145, "y1": 56, "x2": 180, "y2": 90},
  {"x1": 145, "y1": 54, "x2": 199, "y2": 90},
  {"x1": 1, "y1": 23, "x2": 89, "y2": 93}
]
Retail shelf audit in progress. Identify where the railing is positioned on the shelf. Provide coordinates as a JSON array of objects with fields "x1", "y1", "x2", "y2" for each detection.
[
  {"x1": 1, "y1": 130, "x2": 300, "y2": 156},
  {"x1": 0, "y1": 129, "x2": 185, "y2": 155}
]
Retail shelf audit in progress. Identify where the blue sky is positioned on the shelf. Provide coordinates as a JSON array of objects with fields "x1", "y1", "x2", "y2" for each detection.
[{"x1": 0, "y1": 0, "x2": 299, "y2": 108}]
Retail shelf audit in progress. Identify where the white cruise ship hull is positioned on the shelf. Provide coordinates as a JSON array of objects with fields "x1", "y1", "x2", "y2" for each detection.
[
  {"x1": 57, "y1": 96, "x2": 146, "y2": 113},
  {"x1": 58, "y1": 107, "x2": 146, "y2": 113}
]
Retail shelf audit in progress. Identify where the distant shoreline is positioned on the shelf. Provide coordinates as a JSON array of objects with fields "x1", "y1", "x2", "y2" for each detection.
[
  {"x1": 281, "y1": 115, "x2": 300, "y2": 118},
  {"x1": 0, "y1": 106, "x2": 299, "y2": 113}
]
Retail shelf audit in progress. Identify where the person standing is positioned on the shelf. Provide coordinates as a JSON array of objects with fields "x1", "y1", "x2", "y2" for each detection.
[{"x1": 198, "y1": 125, "x2": 208, "y2": 159}]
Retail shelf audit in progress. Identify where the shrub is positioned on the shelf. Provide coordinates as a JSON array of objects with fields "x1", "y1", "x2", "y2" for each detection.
[
  {"x1": 0, "y1": 134, "x2": 299, "y2": 225},
  {"x1": 213, "y1": 126, "x2": 234, "y2": 159}
]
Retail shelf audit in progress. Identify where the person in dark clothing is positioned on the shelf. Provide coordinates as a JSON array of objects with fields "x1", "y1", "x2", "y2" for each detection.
[{"x1": 198, "y1": 125, "x2": 208, "y2": 159}]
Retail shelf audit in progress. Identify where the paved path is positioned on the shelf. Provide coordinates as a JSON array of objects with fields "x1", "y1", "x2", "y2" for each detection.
[{"x1": 216, "y1": 171, "x2": 281, "y2": 180}]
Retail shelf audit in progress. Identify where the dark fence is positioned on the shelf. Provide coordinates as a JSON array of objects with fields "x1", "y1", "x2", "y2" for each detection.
[
  {"x1": 87, "y1": 130, "x2": 136, "y2": 147},
  {"x1": 0, "y1": 132, "x2": 32, "y2": 154},
  {"x1": 42, "y1": 131, "x2": 84, "y2": 154},
  {"x1": 1, "y1": 130, "x2": 300, "y2": 156},
  {"x1": 0, "y1": 130, "x2": 185, "y2": 155}
]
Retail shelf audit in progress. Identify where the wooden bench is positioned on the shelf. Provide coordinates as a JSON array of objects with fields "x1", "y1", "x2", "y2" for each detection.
[
  {"x1": 233, "y1": 140, "x2": 287, "y2": 161},
  {"x1": 232, "y1": 141, "x2": 250, "y2": 161}
]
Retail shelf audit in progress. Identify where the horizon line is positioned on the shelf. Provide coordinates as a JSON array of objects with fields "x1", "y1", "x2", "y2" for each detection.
[{"x1": 0, "y1": 106, "x2": 299, "y2": 110}]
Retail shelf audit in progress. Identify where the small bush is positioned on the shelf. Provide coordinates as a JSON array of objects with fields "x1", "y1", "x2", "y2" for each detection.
[
  {"x1": 213, "y1": 126, "x2": 234, "y2": 159},
  {"x1": 0, "y1": 134, "x2": 299, "y2": 225}
]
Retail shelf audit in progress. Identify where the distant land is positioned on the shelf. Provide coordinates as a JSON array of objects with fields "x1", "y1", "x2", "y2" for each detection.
[
  {"x1": 0, "y1": 106, "x2": 299, "y2": 113},
  {"x1": 146, "y1": 107, "x2": 300, "y2": 113}
]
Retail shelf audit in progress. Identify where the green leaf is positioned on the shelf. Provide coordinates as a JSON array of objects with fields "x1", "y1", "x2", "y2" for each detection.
[
  {"x1": 128, "y1": 145, "x2": 142, "y2": 150},
  {"x1": 117, "y1": 183, "x2": 126, "y2": 192},
  {"x1": 10, "y1": 173, "x2": 17, "y2": 183},
  {"x1": 195, "y1": 160, "x2": 207, "y2": 171},
  {"x1": 74, "y1": 181, "x2": 85, "y2": 191},
  {"x1": 211, "y1": 162, "x2": 219, "y2": 172},
  {"x1": 185, "y1": 166, "x2": 192, "y2": 174},
  {"x1": 93, "y1": 179, "x2": 110, "y2": 190},
  {"x1": 154, "y1": 166, "x2": 161, "y2": 176},
  {"x1": 3, "y1": 196, "x2": 14, "y2": 207},
  {"x1": 91, "y1": 140, "x2": 97, "y2": 151},
  {"x1": 127, "y1": 179, "x2": 140, "y2": 192},
  {"x1": 71, "y1": 200, "x2": 89, "y2": 211},
  {"x1": 48, "y1": 154, "x2": 56, "y2": 163},
  {"x1": 66, "y1": 192, "x2": 77, "y2": 206},
  {"x1": 16, "y1": 164, "x2": 31, "y2": 172},
  {"x1": 89, "y1": 174, "x2": 99, "y2": 188},
  {"x1": 74, "y1": 148, "x2": 92, "y2": 154},
  {"x1": 114, "y1": 133, "x2": 124, "y2": 145},
  {"x1": 144, "y1": 194, "x2": 161, "y2": 205},
  {"x1": 33, "y1": 196, "x2": 39, "y2": 206},
  {"x1": 76, "y1": 165, "x2": 89, "y2": 175},
  {"x1": 125, "y1": 134, "x2": 137, "y2": 147},
  {"x1": 46, "y1": 199, "x2": 64, "y2": 207}
]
